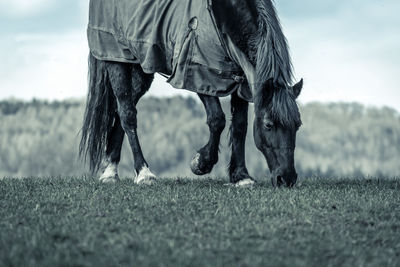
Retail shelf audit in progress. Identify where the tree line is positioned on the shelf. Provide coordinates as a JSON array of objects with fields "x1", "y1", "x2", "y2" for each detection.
[{"x1": 1, "y1": 97, "x2": 399, "y2": 179}]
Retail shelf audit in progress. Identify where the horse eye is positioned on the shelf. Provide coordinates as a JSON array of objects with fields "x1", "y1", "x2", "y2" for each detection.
[{"x1": 265, "y1": 122, "x2": 274, "y2": 130}]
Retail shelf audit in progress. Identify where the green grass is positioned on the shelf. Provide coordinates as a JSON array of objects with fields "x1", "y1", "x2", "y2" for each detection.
[{"x1": 1, "y1": 177, "x2": 400, "y2": 267}]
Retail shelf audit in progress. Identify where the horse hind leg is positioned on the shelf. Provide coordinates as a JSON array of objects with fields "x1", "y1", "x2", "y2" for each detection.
[
  {"x1": 106, "y1": 62, "x2": 156, "y2": 185},
  {"x1": 99, "y1": 115, "x2": 124, "y2": 183},
  {"x1": 191, "y1": 94, "x2": 226, "y2": 175}
]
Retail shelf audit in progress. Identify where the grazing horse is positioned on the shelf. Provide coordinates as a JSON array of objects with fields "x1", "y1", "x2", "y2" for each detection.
[{"x1": 80, "y1": 0, "x2": 303, "y2": 187}]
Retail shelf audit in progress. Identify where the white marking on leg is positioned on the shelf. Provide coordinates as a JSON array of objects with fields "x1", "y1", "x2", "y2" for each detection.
[
  {"x1": 99, "y1": 161, "x2": 119, "y2": 183},
  {"x1": 235, "y1": 178, "x2": 255, "y2": 187},
  {"x1": 135, "y1": 166, "x2": 157, "y2": 185}
]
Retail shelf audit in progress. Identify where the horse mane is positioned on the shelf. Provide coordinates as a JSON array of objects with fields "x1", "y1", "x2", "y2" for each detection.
[
  {"x1": 268, "y1": 87, "x2": 302, "y2": 128},
  {"x1": 255, "y1": 0, "x2": 294, "y2": 87},
  {"x1": 253, "y1": 0, "x2": 300, "y2": 128}
]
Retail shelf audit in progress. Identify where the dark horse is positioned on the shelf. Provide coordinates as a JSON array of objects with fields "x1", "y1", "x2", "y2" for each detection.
[{"x1": 80, "y1": 0, "x2": 303, "y2": 187}]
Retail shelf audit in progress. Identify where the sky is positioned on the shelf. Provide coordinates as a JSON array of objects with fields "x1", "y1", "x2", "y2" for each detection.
[{"x1": 0, "y1": 0, "x2": 399, "y2": 111}]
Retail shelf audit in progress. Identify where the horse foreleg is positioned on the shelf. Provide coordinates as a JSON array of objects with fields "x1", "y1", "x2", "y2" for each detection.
[
  {"x1": 99, "y1": 115, "x2": 124, "y2": 183},
  {"x1": 191, "y1": 94, "x2": 226, "y2": 175},
  {"x1": 229, "y1": 92, "x2": 255, "y2": 186},
  {"x1": 106, "y1": 62, "x2": 156, "y2": 185}
]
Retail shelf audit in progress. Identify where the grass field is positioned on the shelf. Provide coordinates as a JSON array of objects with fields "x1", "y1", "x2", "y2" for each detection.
[{"x1": 1, "y1": 177, "x2": 399, "y2": 267}]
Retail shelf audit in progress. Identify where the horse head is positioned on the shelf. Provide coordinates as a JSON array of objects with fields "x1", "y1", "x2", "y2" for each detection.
[{"x1": 253, "y1": 79, "x2": 303, "y2": 187}]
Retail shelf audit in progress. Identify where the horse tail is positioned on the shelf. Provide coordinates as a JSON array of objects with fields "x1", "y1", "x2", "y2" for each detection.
[
  {"x1": 79, "y1": 53, "x2": 116, "y2": 174},
  {"x1": 255, "y1": 0, "x2": 293, "y2": 87}
]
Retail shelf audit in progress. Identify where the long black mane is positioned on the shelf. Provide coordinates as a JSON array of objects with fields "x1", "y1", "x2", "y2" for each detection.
[
  {"x1": 253, "y1": 0, "x2": 300, "y2": 128},
  {"x1": 254, "y1": 0, "x2": 294, "y2": 88}
]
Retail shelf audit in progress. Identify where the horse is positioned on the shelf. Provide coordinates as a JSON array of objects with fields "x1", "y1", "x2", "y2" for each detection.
[{"x1": 80, "y1": 0, "x2": 303, "y2": 187}]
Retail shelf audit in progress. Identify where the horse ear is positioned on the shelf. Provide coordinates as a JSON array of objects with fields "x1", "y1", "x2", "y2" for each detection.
[{"x1": 292, "y1": 78, "x2": 303, "y2": 99}]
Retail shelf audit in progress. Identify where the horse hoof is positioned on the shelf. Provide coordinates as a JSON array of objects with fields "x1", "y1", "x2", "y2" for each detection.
[
  {"x1": 234, "y1": 179, "x2": 255, "y2": 188},
  {"x1": 99, "y1": 174, "x2": 120, "y2": 184},
  {"x1": 190, "y1": 153, "x2": 213, "y2": 175},
  {"x1": 100, "y1": 162, "x2": 119, "y2": 183},
  {"x1": 190, "y1": 154, "x2": 204, "y2": 175},
  {"x1": 135, "y1": 167, "x2": 157, "y2": 185}
]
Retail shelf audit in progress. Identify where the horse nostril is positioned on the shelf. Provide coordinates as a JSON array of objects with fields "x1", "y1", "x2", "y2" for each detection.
[
  {"x1": 271, "y1": 175, "x2": 291, "y2": 188},
  {"x1": 277, "y1": 176, "x2": 284, "y2": 187},
  {"x1": 276, "y1": 175, "x2": 297, "y2": 188},
  {"x1": 287, "y1": 175, "x2": 298, "y2": 188}
]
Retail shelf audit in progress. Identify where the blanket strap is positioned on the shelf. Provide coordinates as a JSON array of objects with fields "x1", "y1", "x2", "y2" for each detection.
[
  {"x1": 158, "y1": 72, "x2": 170, "y2": 79},
  {"x1": 206, "y1": 0, "x2": 212, "y2": 9}
]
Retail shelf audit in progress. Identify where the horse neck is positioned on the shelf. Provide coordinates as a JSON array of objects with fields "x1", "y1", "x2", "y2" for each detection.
[
  {"x1": 212, "y1": 0, "x2": 293, "y2": 85},
  {"x1": 211, "y1": 0, "x2": 258, "y2": 65}
]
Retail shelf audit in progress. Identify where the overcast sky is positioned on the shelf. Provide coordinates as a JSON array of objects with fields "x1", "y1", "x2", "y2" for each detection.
[{"x1": 0, "y1": 0, "x2": 399, "y2": 111}]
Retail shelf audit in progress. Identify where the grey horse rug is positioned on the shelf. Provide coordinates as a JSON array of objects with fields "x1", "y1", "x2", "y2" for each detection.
[{"x1": 88, "y1": 0, "x2": 255, "y2": 101}]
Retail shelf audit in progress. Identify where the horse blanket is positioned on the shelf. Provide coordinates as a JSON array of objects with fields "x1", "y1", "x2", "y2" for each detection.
[{"x1": 88, "y1": 0, "x2": 254, "y2": 101}]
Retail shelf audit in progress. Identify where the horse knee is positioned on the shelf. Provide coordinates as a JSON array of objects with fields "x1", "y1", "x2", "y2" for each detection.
[{"x1": 208, "y1": 113, "x2": 226, "y2": 133}]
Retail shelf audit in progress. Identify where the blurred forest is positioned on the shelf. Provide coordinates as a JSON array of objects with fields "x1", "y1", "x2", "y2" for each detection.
[{"x1": 0, "y1": 96, "x2": 399, "y2": 179}]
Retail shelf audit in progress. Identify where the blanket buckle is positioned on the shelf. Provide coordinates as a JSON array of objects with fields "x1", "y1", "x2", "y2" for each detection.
[{"x1": 232, "y1": 75, "x2": 245, "y2": 84}]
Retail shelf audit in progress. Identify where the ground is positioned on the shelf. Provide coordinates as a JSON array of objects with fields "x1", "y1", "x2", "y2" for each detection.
[{"x1": 0, "y1": 177, "x2": 399, "y2": 267}]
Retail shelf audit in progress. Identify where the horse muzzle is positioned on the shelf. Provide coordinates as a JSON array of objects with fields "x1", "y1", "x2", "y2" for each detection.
[{"x1": 271, "y1": 171, "x2": 298, "y2": 188}]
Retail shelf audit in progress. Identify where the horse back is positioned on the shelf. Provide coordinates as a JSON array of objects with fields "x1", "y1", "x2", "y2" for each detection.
[{"x1": 88, "y1": 0, "x2": 254, "y2": 101}]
